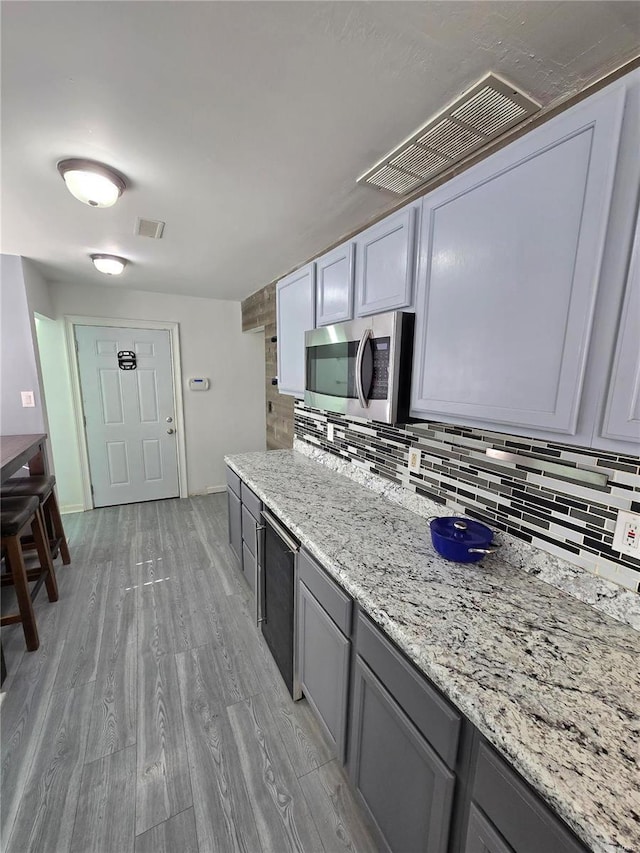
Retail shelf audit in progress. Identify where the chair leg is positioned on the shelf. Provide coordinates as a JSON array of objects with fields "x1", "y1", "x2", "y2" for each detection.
[
  {"x1": 4, "y1": 537, "x2": 39, "y2": 651},
  {"x1": 31, "y1": 510, "x2": 58, "y2": 603},
  {"x1": 45, "y1": 491, "x2": 70, "y2": 565}
]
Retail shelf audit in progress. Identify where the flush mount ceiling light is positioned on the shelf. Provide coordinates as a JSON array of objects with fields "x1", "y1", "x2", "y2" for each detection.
[
  {"x1": 57, "y1": 158, "x2": 127, "y2": 207},
  {"x1": 90, "y1": 254, "x2": 127, "y2": 275},
  {"x1": 358, "y1": 73, "x2": 541, "y2": 196}
]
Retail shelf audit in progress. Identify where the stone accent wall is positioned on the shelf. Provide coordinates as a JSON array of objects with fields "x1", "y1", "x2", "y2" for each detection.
[{"x1": 241, "y1": 282, "x2": 294, "y2": 450}]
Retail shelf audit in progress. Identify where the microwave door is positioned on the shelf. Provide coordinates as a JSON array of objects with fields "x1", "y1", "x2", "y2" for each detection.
[{"x1": 355, "y1": 329, "x2": 374, "y2": 408}]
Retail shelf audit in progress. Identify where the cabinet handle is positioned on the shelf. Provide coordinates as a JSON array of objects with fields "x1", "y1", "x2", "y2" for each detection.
[
  {"x1": 355, "y1": 328, "x2": 372, "y2": 408},
  {"x1": 256, "y1": 524, "x2": 266, "y2": 626}
]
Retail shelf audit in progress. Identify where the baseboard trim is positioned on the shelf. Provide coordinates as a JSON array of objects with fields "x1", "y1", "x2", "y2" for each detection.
[
  {"x1": 188, "y1": 485, "x2": 226, "y2": 496},
  {"x1": 60, "y1": 503, "x2": 85, "y2": 514}
]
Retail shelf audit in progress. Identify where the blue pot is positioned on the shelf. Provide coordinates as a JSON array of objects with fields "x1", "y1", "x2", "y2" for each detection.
[{"x1": 429, "y1": 516, "x2": 496, "y2": 563}]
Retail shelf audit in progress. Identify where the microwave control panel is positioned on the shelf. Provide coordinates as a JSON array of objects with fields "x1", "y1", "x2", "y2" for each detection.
[{"x1": 371, "y1": 337, "x2": 390, "y2": 400}]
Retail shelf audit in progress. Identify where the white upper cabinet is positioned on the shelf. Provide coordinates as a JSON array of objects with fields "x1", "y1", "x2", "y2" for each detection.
[
  {"x1": 355, "y1": 204, "x2": 418, "y2": 317},
  {"x1": 598, "y1": 213, "x2": 640, "y2": 447},
  {"x1": 411, "y1": 84, "x2": 625, "y2": 435},
  {"x1": 276, "y1": 263, "x2": 316, "y2": 398},
  {"x1": 315, "y1": 242, "x2": 354, "y2": 327}
]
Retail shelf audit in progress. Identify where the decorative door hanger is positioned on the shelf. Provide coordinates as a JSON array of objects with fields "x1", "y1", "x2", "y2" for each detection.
[{"x1": 117, "y1": 350, "x2": 137, "y2": 370}]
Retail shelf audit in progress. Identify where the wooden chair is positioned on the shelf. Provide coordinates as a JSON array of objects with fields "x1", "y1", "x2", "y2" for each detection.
[
  {"x1": 1, "y1": 475, "x2": 70, "y2": 565},
  {"x1": 1, "y1": 495, "x2": 59, "y2": 651}
]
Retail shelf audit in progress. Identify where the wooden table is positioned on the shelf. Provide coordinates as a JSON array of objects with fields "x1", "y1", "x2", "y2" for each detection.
[{"x1": 0, "y1": 434, "x2": 48, "y2": 483}]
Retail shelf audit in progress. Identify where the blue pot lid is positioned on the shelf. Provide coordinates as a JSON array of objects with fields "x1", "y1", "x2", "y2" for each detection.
[{"x1": 430, "y1": 516, "x2": 493, "y2": 546}]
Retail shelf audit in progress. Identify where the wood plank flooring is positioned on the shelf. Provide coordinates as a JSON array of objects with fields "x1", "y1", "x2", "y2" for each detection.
[{"x1": 1, "y1": 494, "x2": 380, "y2": 852}]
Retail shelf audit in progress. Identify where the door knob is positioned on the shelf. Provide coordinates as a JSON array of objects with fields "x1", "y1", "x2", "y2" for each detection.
[
  {"x1": 166, "y1": 416, "x2": 173, "y2": 423},
  {"x1": 167, "y1": 428, "x2": 175, "y2": 434}
]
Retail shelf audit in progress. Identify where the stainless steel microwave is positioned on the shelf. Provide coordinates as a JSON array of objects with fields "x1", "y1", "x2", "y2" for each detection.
[{"x1": 304, "y1": 311, "x2": 414, "y2": 424}]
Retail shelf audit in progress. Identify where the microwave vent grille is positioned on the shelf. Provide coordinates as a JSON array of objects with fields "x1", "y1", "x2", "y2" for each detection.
[{"x1": 358, "y1": 72, "x2": 540, "y2": 196}]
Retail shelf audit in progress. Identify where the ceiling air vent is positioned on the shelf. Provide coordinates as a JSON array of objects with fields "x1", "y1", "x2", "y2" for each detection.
[
  {"x1": 135, "y1": 217, "x2": 165, "y2": 239},
  {"x1": 358, "y1": 73, "x2": 540, "y2": 196}
]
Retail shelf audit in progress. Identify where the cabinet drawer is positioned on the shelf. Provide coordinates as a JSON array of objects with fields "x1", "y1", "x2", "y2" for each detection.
[
  {"x1": 240, "y1": 481, "x2": 262, "y2": 521},
  {"x1": 356, "y1": 613, "x2": 460, "y2": 769},
  {"x1": 242, "y1": 504, "x2": 259, "y2": 554},
  {"x1": 299, "y1": 549, "x2": 352, "y2": 636},
  {"x1": 472, "y1": 741, "x2": 587, "y2": 853},
  {"x1": 226, "y1": 466, "x2": 241, "y2": 498}
]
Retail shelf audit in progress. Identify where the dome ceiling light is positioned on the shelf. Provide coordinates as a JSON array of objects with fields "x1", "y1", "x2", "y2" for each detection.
[
  {"x1": 91, "y1": 254, "x2": 127, "y2": 275},
  {"x1": 57, "y1": 158, "x2": 127, "y2": 207}
]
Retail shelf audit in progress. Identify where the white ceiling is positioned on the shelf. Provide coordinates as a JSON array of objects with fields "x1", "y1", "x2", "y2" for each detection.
[{"x1": 2, "y1": 2, "x2": 639, "y2": 301}]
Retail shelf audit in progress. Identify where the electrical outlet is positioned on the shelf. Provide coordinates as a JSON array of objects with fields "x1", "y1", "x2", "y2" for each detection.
[
  {"x1": 613, "y1": 509, "x2": 640, "y2": 556},
  {"x1": 21, "y1": 390, "x2": 35, "y2": 408},
  {"x1": 327, "y1": 423, "x2": 334, "y2": 442},
  {"x1": 408, "y1": 448, "x2": 421, "y2": 473}
]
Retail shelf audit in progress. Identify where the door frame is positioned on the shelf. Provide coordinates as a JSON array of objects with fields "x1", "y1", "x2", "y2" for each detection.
[{"x1": 64, "y1": 315, "x2": 189, "y2": 510}]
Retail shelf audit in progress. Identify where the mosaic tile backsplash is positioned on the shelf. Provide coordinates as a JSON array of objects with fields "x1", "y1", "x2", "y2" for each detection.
[{"x1": 294, "y1": 403, "x2": 640, "y2": 593}]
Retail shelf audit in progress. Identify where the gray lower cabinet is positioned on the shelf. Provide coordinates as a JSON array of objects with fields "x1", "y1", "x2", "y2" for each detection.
[
  {"x1": 298, "y1": 581, "x2": 350, "y2": 759},
  {"x1": 469, "y1": 741, "x2": 587, "y2": 853},
  {"x1": 349, "y1": 657, "x2": 456, "y2": 853},
  {"x1": 464, "y1": 805, "x2": 514, "y2": 853},
  {"x1": 227, "y1": 487, "x2": 242, "y2": 567}
]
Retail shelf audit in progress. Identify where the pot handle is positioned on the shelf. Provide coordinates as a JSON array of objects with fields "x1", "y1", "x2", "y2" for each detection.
[{"x1": 468, "y1": 545, "x2": 500, "y2": 555}]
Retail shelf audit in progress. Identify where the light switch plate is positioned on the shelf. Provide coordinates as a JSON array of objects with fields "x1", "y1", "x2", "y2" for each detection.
[
  {"x1": 613, "y1": 509, "x2": 640, "y2": 556},
  {"x1": 408, "y1": 448, "x2": 422, "y2": 473},
  {"x1": 21, "y1": 390, "x2": 35, "y2": 408}
]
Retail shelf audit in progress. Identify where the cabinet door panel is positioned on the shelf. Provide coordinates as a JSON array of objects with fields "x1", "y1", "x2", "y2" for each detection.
[
  {"x1": 599, "y1": 213, "x2": 640, "y2": 445},
  {"x1": 227, "y1": 487, "x2": 242, "y2": 568},
  {"x1": 242, "y1": 541, "x2": 256, "y2": 593},
  {"x1": 464, "y1": 805, "x2": 514, "y2": 853},
  {"x1": 349, "y1": 658, "x2": 455, "y2": 853},
  {"x1": 276, "y1": 263, "x2": 316, "y2": 397},
  {"x1": 316, "y1": 242, "x2": 354, "y2": 326},
  {"x1": 412, "y1": 87, "x2": 624, "y2": 433},
  {"x1": 472, "y1": 742, "x2": 587, "y2": 853},
  {"x1": 298, "y1": 582, "x2": 350, "y2": 760},
  {"x1": 356, "y1": 206, "x2": 417, "y2": 316}
]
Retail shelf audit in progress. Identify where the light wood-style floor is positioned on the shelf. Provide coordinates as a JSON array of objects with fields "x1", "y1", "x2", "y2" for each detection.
[{"x1": 1, "y1": 494, "x2": 379, "y2": 853}]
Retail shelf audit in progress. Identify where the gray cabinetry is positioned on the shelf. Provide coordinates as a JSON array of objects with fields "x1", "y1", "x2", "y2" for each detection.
[
  {"x1": 355, "y1": 205, "x2": 418, "y2": 317},
  {"x1": 349, "y1": 613, "x2": 459, "y2": 853},
  {"x1": 464, "y1": 805, "x2": 514, "y2": 853},
  {"x1": 240, "y1": 483, "x2": 262, "y2": 593},
  {"x1": 598, "y1": 212, "x2": 640, "y2": 448},
  {"x1": 411, "y1": 85, "x2": 625, "y2": 437},
  {"x1": 315, "y1": 241, "x2": 354, "y2": 327},
  {"x1": 469, "y1": 741, "x2": 587, "y2": 853},
  {"x1": 298, "y1": 581, "x2": 350, "y2": 760},
  {"x1": 276, "y1": 262, "x2": 315, "y2": 398},
  {"x1": 349, "y1": 657, "x2": 455, "y2": 853},
  {"x1": 227, "y1": 487, "x2": 242, "y2": 568},
  {"x1": 297, "y1": 549, "x2": 352, "y2": 760}
]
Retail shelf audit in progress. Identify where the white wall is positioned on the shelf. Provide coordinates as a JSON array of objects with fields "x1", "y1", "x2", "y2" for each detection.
[
  {"x1": 49, "y1": 281, "x2": 266, "y2": 502},
  {"x1": 0, "y1": 254, "x2": 46, "y2": 434},
  {"x1": 35, "y1": 314, "x2": 85, "y2": 512}
]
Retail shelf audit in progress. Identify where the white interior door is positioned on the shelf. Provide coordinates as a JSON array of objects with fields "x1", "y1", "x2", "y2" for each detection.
[{"x1": 75, "y1": 325, "x2": 180, "y2": 508}]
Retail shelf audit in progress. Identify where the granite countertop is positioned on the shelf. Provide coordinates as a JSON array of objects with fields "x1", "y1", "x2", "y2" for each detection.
[{"x1": 225, "y1": 450, "x2": 640, "y2": 853}]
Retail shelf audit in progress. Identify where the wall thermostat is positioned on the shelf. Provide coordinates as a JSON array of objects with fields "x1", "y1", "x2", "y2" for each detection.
[{"x1": 188, "y1": 378, "x2": 210, "y2": 391}]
